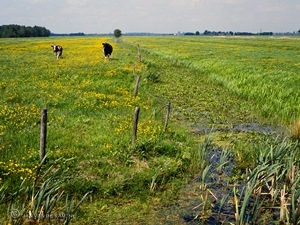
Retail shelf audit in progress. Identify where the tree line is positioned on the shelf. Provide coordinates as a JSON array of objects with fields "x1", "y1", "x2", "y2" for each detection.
[
  {"x1": 201, "y1": 30, "x2": 273, "y2": 36},
  {"x1": 0, "y1": 24, "x2": 51, "y2": 38}
]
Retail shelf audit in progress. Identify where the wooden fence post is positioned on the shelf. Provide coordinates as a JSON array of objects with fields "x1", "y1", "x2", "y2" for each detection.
[
  {"x1": 164, "y1": 102, "x2": 171, "y2": 131},
  {"x1": 134, "y1": 75, "x2": 141, "y2": 98},
  {"x1": 132, "y1": 107, "x2": 140, "y2": 144},
  {"x1": 137, "y1": 44, "x2": 141, "y2": 61},
  {"x1": 132, "y1": 63, "x2": 135, "y2": 76},
  {"x1": 40, "y1": 108, "x2": 47, "y2": 162}
]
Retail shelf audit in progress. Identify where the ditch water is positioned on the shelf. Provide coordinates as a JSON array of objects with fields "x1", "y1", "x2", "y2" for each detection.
[
  {"x1": 157, "y1": 122, "x2": 282, "y2": 224},
  {"x1": 191, "y1": 122, "x2": 277, "y2": 135}
]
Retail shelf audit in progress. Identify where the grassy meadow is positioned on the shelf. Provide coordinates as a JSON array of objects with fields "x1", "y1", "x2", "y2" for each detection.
[
  {"x1": 0, "y1": 36, "x2": 299, "y2": 224},
  {"x1": 127, "y1": 36, "x2": 300, "y2": 124}
]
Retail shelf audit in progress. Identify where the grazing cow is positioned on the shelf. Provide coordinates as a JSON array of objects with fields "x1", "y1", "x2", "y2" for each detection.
[
  {"x1": 51, "y1": 45, "x2": 63, "y2": 59},
  {"x1": 102, "y1": 42, "x2": 113, "y2": 60}
]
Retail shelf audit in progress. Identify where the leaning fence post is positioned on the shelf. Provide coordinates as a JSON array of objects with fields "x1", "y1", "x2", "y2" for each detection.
[
  {"x1": 132, "y1": 107, "x2": 140, "y2": 144},
  {"x1": 134, "y1": 75, "x2": 141, "y2": 97},
  {"x1": 40, "y1": 108, "x2": 47, "y2": 162},
  {"x1": 164, "y1": 102, "x2": 171, "y2": 131}
]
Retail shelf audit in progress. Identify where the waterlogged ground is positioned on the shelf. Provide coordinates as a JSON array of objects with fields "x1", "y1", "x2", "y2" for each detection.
[{"x1": 149, "y1": 120, "x2": 284, "y2": 224}]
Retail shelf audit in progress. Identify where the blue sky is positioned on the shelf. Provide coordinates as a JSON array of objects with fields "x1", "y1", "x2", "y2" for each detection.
[{"x1": 1, "y1": 0, "x2": 299, "y2": 34}]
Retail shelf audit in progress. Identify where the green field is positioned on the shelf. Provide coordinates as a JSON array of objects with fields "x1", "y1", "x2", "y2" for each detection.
[
  {"x1": 128, "y1": 36, "x2": 300, "y2": 124},
  {"x1": 0, "y1": 36, "x2": 299, "y2": 224}
]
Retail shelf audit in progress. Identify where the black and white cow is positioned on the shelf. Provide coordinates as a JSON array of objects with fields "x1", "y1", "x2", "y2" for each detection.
[
  {"x1": 51, "y1": 45, "x2": 63, "y2": 59},
  {"x1": 102, "y1": 43, "x2": 113, "y2": 60}
]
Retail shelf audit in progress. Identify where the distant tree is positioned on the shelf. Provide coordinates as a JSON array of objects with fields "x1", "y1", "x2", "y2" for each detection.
[
  {"x1": 69, "y1": 32, "x2": 85, "y2": 36},
  {"x1": 298, "y1": 29, "x2": 300, "y2": 34},
  {"x1": 195, "y1": 31, "x2": 200, "y2": 35},
  {"x1": 184, "y1": 32, "x2": 195, "y2": 35},
  {"x1": 114, "y1": 29, "x2": 122, "y2": 41},
  {"x1": 203, "y1": 30, "x2": 210, "y2": 35},
  {"x1": 0, "y1": 25, "x2": 16, "y2": 37},
  {"x1": 0, "y1": 24, "x2": 50, "y2": 38},
  {"x1": 259, "y1": 32, "x2": 273, "y2": 36},
  {"x1": 19, "y1": 25, "x2": 27, "y2": 37}
]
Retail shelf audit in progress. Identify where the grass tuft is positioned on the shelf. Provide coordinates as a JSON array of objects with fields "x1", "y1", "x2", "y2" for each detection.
[{"x1": 289, "y1": 118, "x2": 300, "y2": 141}]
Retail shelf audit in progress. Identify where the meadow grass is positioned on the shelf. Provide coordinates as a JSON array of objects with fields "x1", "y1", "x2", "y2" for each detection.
[
  {"x1": 126, "y1": 36, "x2": 300, "y2": 125},
  {"x1": 0, "y1": 36, "x2": 299, "y2": 224},
  {"x1": 0, "y1": 36, "x2": 197, "y2": 224}
]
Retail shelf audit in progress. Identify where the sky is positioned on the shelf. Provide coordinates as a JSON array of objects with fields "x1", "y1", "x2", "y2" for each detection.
[{"x1": 1, "y1": 0, "x2": 299, "y2": 34}]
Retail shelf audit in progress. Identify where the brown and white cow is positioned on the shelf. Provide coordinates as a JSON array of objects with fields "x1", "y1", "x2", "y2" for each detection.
[
  {"x1": 102, "y1": 43, "x2": 113, "y2": 60},
  {"x1": 51, "y1": 45, "x2": 63, "y2": 59}
]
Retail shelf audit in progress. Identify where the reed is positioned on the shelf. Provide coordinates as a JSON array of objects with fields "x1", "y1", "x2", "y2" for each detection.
[
  {"x1": 243, "y1": 138, "x2": 299, "y2": 224},
  {"x1": 1, "y1": 156, "x2": 89, "y2": 224},
  {"x1": 216, "y1": 148, "x2": 230, "y2": 184},
  {"x1": 290, "y1": 119, "x2": 300, "y2": 141}
]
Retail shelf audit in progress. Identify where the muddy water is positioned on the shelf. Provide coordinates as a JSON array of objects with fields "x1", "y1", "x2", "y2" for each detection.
[{"x1": 156, "y1": 123, "x2": 281, "y2": 224}]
